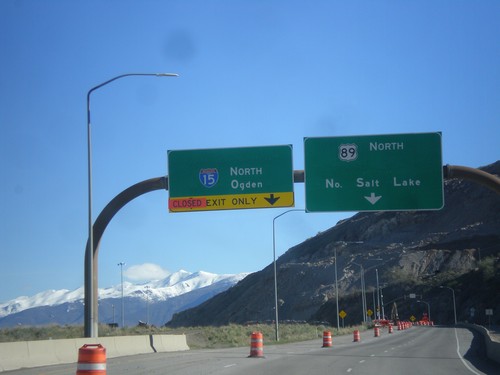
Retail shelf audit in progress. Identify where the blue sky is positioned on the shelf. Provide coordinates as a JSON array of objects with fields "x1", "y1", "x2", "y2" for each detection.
[{"x1": 1, "y1": 1, "x2": 499, "y2": 303}]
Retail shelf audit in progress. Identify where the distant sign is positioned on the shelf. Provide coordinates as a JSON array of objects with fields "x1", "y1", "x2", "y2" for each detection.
[
  {"x1": 168, "y1": 145, "x2": 294, "y2": 212},
  {"x1": 339, "y1": 310, "x2": 347, "y2": 319},
  {"x1": 367, "y1": 309, "x2": 373, "y2": 317},
  {"x1": 304, "y1": 133, "x2": 444, "y2": 212}
]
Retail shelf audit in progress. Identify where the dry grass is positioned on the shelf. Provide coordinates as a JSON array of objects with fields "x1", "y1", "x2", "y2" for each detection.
[{"x1": 0, "y1": 323, "x2": 367, "y2": 348}]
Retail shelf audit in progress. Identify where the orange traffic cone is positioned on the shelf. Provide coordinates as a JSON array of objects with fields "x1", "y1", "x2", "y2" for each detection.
[
  {"x1": 322, "y1": 331, "x2": 332, "y2": 347},
  {"x1": 249, "y1": 332, "x2": 264, "y2": 358},
  {"x1": 353, "y1": 330, "x2": 361, "y2": 342},
  {"x1": 76, "y1": 344, "x2": 106, "y2": 374}
]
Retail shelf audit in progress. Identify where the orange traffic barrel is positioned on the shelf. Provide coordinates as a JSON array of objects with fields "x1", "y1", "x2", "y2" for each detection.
[
  {"x1": 249, "y1": 332, "x2": 264, "y2": 358},
  {"x1": 388, "y1": 324, "x2": 393, "y2": 334},
  {"x1": 76, "y1": 344, "x2": 106, "y2": 374},
  {"x1": 322, "y1": 331, "x2": 332, "y2": 347},
  {"x1": 353, "y1": 330, "x2": 361, "y2": 342},
  {"x1": 374, "y1": 327, "x2": 381, "y2": 337}
]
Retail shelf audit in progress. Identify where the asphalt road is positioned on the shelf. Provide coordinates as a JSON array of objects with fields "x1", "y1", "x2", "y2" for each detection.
[{"x1": 3, "y1": 326, "x2": 499, "y2": 375}]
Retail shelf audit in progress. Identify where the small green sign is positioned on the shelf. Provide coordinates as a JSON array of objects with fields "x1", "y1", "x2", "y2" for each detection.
[
  {"x1": 304, "y1": 133, "x2": 444, "y2": 212},
  {"x1": 168, "y1": 145, "x2": 294, "y2": 212}
]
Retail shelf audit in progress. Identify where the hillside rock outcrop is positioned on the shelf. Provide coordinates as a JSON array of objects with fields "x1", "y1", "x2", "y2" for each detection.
[{"x1": 167, "y1": 162, "x2": 500, "y2": 327}]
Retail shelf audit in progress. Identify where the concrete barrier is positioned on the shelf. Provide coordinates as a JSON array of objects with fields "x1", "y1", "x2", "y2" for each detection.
[
  {"x1": 106, "y1": 335, "x2": 153, "y2": 357},
  {"x1": 152, "y1": 334, "x2": 190, "y2": 352},
  {"x1": 0, "y1": 334, "x2": 189, "y2": 372},
  {"x1": 26, "y1": 340, "x2": 60, "y2": 367},
  {"x1": 463, "y1": 324, "x2": 500, "y2": 365},
  {"x1": 0, "y1": 342, "x2": 29, "y2": 372},
  {"x1": 53, "y1": 338, "x2": 80, "y2": 363}
]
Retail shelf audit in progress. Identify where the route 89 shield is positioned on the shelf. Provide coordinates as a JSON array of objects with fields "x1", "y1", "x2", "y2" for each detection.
[
  {"x1": 199, "y1": 168, "x2": 219, "y2": 188},
  {"x1": 338, "y1": 143, "x2": 358, "y2": 162}
]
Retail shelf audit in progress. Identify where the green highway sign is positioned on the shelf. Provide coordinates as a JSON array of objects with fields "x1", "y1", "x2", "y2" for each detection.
[
  {"x1": 304, "y1": 133, "x2": 444, "y2": 212},
  {"x1": 168, "y1": 145, "x2": 294, "y2": 212}
]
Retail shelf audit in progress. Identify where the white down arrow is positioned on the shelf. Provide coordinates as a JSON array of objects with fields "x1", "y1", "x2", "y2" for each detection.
[{"x1": 364, "y1": 192, "x2": 382, "y2": 205}]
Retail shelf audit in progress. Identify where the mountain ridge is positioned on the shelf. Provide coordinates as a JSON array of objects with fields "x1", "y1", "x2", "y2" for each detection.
[{"x1": 0, "y1": 270, "x2": 249, "y2": 327}]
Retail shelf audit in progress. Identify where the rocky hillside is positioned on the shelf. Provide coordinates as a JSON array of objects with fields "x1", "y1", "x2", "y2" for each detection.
[{"x1": 167, "y1": 161, "x2": 500, "y2": 327}]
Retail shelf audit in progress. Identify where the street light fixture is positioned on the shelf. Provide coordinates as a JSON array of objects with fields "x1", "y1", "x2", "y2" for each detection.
[
  {"x1": 439, "y1": 285, "x2": 457, "y2": 324},
  {"x1": 272, "y1": 209, "x2": 304, "y2": 341},
  {"x1": 85, "y1": 72, "x2": 178, "y2": 338}
]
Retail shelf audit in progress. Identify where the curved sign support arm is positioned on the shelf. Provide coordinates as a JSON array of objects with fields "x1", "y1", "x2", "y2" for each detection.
[{"x1": 84, "y1": 177, "x2": 168, "y2": 337}]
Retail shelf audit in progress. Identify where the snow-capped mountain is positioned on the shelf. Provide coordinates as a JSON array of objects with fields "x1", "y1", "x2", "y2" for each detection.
[
  {"x1": 0, "y1": 287, "x2": 85, "y2": 319},
  {"x1": 0, "y1": 270, "x2": 249, "y2": 327},
  {"x1": 99, "y1": 270, "x2": 245, "y2": 302}
]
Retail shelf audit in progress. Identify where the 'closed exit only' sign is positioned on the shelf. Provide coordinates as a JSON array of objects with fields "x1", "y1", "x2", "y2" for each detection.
[{"x1": 168, "y1": 145, "x2": 294, "y2": 212}]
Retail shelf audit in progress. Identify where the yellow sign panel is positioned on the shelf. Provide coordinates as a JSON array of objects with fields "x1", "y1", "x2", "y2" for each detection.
[
  {"x1": 339, "y1": 310, "x2": 347, "y2": 319},
  {"x1": 169, "y1": 192, "x2": 295, "y2": 212},
  {"x1": 367, "y1": 309, "x2": 373, "y2": 317},
  {"x1": 410, "y1": 315, "x2": 416, "y2": 322}
]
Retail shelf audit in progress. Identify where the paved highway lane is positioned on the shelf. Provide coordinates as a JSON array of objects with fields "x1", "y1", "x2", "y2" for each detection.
[{"x1": 3, "y1": 326, "x2": 498, "y2": 374}]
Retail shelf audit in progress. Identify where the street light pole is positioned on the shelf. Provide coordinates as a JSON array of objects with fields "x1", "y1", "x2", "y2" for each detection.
[
  {"x1": 361, "y1": 267, "x2": 366, "y2": 322},
  {"x1": 85, "y1": 72, "x2": 178, "y2": 338},
  {"x1": 440, "y1": 286, "x2": 457, "y2": 324},
  {"x1": 380, "y1": 285, "x2": 386, "y2": 320},
  {"x1": 375, "y1": 269, "x2": 381, "y2": 320},
  {"x1": 272, "y1": 209, "x2": 304, "y2": 341},
  {"x1": 352, "y1": 262, "x2": 366, "y2": 323},
  {"x1": 417, "y1": 300, "x2": 431, "y2": 322},
  {"x1": 334, "y1": 247, "x2": 340, "y2": 332},
  {"x1": 145, "y1": 285, "x2": 151, "y2": 325},
  {"x1": 118, "y1": 262, "x2": 126, "y2": 328},
  {"x1": 352, "y1": 258, "x2": 383, "y2": 324}
]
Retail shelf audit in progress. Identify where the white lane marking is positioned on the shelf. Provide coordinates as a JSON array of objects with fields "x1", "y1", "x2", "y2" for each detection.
[
  {"x1": 370, "y1": 354, "x2": 375, "y2": 357},
  {"x1": 347, "y1": 368, "x2": 352, "y2": 372},
  {"x1": 359, "y1": 360, "x2": 365, "y2": 363},
  {"x1": 454, "y1": 328, "x2": 481, "y2": 375},
  {"x1": 224, "y1": 364, "x2": 236, "y2": 368}
]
